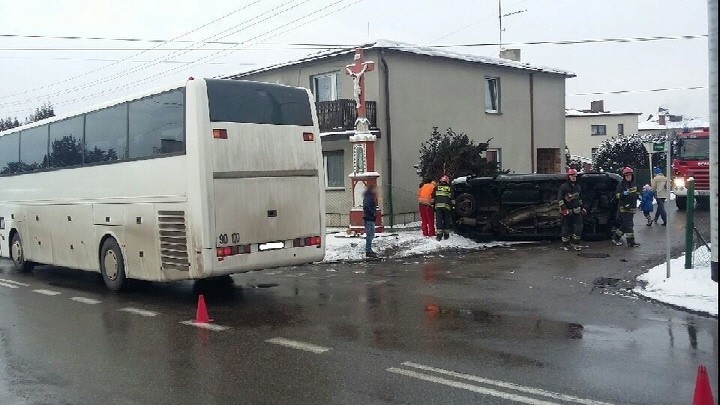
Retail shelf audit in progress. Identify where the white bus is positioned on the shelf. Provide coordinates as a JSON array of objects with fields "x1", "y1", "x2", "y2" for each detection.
[{"x1": 0, "y1": 78, "x2": 325, "y2": 291}]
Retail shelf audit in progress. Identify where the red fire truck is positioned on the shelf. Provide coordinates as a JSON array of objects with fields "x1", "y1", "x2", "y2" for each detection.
[{"x1": 672, "y1": 127, "x2": 710, "y2": 209}]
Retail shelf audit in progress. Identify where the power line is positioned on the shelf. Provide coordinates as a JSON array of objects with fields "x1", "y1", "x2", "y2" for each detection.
[
  {"x1": 568, "y1": 86, "x2": 707, "y2": 96},
  {"x1": 1, "y1": 0, "x2": 363, "y2": 117},
  {"x1": 0, "y1": 0, "x2": 265, "y2": 101},
  {"x1": 0, "y1": 34, "x2": 707, "y2": 51},
  {"x1": 433, "y1": 34, "x2": 708, "y2": 47},
  {"x1": 0, "y1": 0, "x2": 298, "y2": 109}
]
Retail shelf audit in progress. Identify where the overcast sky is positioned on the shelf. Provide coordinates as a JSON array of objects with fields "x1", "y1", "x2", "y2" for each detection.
[{"x1": 0, "y1": 0, "x2": 710, "y2": 123}]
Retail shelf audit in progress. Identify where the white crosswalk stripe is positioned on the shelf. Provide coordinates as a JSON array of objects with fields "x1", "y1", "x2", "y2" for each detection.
[
  {"x1": 71, "y1": 297, "x2": 102, "y2": 305},
  {"x1": 33, "y1": 289, "x2": 61, "y2": 296},
  {"x1": 119, "y1": 307, "x2": 158, "y2": 317},
  {"x1": 0, "y1": 278, "x2": 30, "y2": 287}
]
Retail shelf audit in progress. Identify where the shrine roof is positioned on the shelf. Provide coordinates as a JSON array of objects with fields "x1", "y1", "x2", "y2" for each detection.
[{"x1": 225, "y1": 39, "x2": 576, "y2": 78}]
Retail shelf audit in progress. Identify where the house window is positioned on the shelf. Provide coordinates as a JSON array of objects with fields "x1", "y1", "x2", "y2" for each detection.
[
  {"x1": 484, "y1": 77, "x2": 500, "y2": 113},
  {"x1": 591, "y1": 125, "x2": 606, "y2": 136},
  {"x1": 312, "y1": 72, "x2": 341, "y2": 102},
  {"x1": 618, "y1": 123, "x2": 624, "y2": 135},
  {"x1": 486, "y1": 148, "x2": 502, "y2": 170},
  {"x1": 323, "y1": 150, "x2": 344, "y2": 188},
  {"x1": 591, "y1": 148, "x2": 599, "y2": 159}
]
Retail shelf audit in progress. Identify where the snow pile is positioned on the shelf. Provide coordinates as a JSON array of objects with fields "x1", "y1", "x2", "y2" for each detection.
[{"x1": 634, "y1": 245, "x2": 717, "y2": 316}]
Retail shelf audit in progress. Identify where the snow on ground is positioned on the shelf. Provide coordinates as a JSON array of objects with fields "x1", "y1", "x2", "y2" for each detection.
[
  {"x1": 324, "y1": 224, "x2": 718, "y2": 317},
  {"x1": 634, "y1": 245, "x2": 717, "y2": 316}
]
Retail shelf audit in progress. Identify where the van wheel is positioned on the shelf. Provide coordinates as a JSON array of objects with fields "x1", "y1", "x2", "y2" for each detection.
[
  {"x1": 100, "y1": 238, "x2": 127, "y2": 292},
  {"x1": 10, "y1": 233, "x2": 34, "y2": 272},
  {"x1": 455, "y1": 193, "x2": 476, "y2": 217}
]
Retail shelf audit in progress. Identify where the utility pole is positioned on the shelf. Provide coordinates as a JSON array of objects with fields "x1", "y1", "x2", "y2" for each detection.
[{"x1": 708, "y1": 0, "x2": 718, "y2": 282}]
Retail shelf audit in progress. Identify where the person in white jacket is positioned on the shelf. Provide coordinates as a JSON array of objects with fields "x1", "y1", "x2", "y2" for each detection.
[{"x1": 651, "y1": 167, "x2": 669, "y2": 226}]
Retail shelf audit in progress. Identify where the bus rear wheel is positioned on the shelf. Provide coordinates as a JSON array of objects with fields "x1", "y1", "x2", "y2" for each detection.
[
  {"x1": 100, "y1": 238, "x2": 127, "y2": 292},
  {"x1": 10, "y1": 233, "x2": 34, "y2": 272}
]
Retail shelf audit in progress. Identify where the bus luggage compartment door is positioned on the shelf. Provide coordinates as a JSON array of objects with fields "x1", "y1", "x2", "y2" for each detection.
[{"x1": 212, "y1": 176, "x2": 321, "y2": 250}]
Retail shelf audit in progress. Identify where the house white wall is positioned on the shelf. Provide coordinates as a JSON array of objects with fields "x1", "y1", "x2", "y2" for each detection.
[{"x1": 565, "y1": 113, "x2": 640, "y2": 160}]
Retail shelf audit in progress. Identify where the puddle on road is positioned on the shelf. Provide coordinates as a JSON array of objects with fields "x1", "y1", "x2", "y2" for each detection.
[{"x1": 422, "y1": 304, "x2": 584, "y2": 339}]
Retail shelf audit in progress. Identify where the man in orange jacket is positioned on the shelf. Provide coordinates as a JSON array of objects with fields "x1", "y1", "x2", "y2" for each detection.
[{"x1": 418, "y1": 179, "x2": 436, "y2": 237}]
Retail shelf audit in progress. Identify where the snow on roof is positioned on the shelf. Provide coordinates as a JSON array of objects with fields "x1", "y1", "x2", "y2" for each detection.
[
  {"x1": 225, "y1": 39, "x2": 576, "y2": 79},
  {"x1": 566, "y1": 108, "x2": 641, "y2": 117},
  {"x1": 638, "y1": 117, "x2": 709, "y2": 131}
]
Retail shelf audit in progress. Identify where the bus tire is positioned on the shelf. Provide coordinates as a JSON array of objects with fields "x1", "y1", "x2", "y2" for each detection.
[
  {"x1": 100, "y1": 238, "x2": 127, "y2": 292},
  {"x1": 10, "y1": 233, "x2": 34, "y2": 273}
]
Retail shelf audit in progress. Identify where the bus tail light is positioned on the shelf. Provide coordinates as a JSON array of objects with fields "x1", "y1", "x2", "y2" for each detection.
[
  {"x1": 213, "y1": 129, "x2": 228, "y2": 139},
  {"x1": 292, "y1": 236, "x2": 321, "y2": 248},
  {"x1": 216, "y1": 244, "x2": 252, "y2": 259},
  {"x1": 303, "y1": 132, "x2": 314, "y2": 141}
]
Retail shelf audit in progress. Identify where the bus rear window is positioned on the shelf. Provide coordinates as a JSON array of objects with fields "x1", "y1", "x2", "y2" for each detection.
[{"x1": 207, "y1": 79, "x2": 313, "y2": 126}]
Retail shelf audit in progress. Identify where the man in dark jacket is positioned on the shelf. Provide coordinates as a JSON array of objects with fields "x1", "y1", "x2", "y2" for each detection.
[
  {"x1": 612, "y1": 167, "x2": 641, "y2": 247},
  {"x1": 558, "y1": 169, "x2": 583, "y2": 251},
  {"x1": 363, "y1": 184, "x2": 378, "y2": 258}
]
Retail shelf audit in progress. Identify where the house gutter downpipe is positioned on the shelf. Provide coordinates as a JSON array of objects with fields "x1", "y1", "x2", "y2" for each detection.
[{"x1": 380, "y1": 49, "x2": 394, "y2": 226}]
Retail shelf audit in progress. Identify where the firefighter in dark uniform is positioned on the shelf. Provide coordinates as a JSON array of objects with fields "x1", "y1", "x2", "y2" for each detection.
[
  {"x1": 432, "y1": 175, "x2": 454, "y2": 241},
  {"x1": 558, "y1": 168, "x2": 584, "y2": 251},
  {"x1": 612, "y1": 166, "x2": 641, "y2": 247}
]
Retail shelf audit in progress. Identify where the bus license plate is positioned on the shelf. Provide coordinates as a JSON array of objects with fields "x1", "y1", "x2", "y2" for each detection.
[{"x1": 259, "y1": 242, "x2": 284, "y2": 251}]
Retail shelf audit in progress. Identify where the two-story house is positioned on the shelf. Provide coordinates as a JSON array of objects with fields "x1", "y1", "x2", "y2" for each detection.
[
  {"x1": 565, "y1": 100, "x2": 641, "y2": 163},
  {"x1": 226, "y1": 40, "x2": 575, "y2": 226}
]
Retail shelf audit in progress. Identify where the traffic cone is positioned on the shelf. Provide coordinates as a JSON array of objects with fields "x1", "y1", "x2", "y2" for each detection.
[
  {"x1": 195, "y1": 294, "x2": 212, "y2": 323},
  {"x1": 693, "y1": 364, "x2": 715, "y2": 405}
]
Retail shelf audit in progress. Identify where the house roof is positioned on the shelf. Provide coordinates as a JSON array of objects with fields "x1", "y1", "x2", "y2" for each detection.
[
  {"x1": 565, "y1": 108, "x2": 641, "y2": 117},
  {"x1": 638, "y1": 117, "x2": 709, "y2": 131},
  {"x1": 224, "y1": 39, "x2": 576, "y2": 79}
]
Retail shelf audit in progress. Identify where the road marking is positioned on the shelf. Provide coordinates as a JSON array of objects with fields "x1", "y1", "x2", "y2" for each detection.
[
  {"x1": 179, "y1": 320, "x2": 230, "y2": 331},
  {"x1": 265, "y1": 337, "x2": 331, "y2": 353},
  {"x1": 71, "y1": 297, "x2": 101, "y2": 305},
  {"x1": 0, "y1": 281, "x2": 20, "y2": 289},
  {"x1": 33, "y1": 289, "x2": 61, "y2": 296},
  {"x1": 396, "y1": 362, "x2": 614, "y2": 405},
  {"x1": 119, "y1": 307, "x2": 158, "y2": 317},
  {"x1": 387, "y1": 367, "x2": 559, "y2": 405},
  {"x1": 0, "y1": 278, "x2": 30, "y2": 287}
]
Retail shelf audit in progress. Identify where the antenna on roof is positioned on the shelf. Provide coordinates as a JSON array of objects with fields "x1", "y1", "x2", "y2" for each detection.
[{"x1": 498, "y1": 0, "x2": 526, "y2": 55}]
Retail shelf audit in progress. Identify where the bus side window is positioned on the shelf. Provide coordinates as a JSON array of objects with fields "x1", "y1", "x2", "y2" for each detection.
[{"x1": 128, "y1": 89, "x2": 185, "y2": 159}]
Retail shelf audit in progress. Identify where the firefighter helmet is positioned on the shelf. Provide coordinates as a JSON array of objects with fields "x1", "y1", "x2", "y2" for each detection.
[
  {"x1": 567, "y1": 168, "x2": 578, "y2": 177},
  {"x1": 440, "y1": 175, "x2": 450, "y2": 184},
  {"x1": 621, "y1": 167, "x2": 634, "y2": 175}
]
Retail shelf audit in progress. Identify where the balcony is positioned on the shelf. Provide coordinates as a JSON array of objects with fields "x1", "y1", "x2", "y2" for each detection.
[{"x1": 315, "y1": 99, "x2": 377, "y2": 133}]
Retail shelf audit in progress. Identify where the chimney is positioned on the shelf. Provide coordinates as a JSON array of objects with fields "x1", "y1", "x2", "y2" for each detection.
[
  {"x1": 590, "y1": 100, "x2": 604, "y2": 113},
  {"x1": 658, "y1": 114, "x2": 666, "y2": 126},
  {"x1": 499, "y1": 48, "x2": 521, "y2": 61}
]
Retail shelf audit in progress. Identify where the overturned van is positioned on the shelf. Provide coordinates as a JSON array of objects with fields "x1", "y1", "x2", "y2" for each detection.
[{"x1": 452, "y1": 172, "x2": 622, "y2": 241}]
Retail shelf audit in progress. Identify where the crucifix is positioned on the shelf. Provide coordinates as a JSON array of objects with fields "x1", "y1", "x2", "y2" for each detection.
[
  {"x1": 345, "y1": 48, "x2": 375, "y2": 124},
  {"x1": 345, "y1": 47, "x2": 383, "y2": 234}
]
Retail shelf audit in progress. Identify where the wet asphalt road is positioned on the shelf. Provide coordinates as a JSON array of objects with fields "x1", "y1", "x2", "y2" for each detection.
[{"x1": 0, "y1": 208, "x2": 716, "y2": 404}]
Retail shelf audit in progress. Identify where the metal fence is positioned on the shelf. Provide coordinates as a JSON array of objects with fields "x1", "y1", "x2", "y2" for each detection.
[
  {"x1": 692, "y1": 226, "x2": 712, "y2": 269},
  {"x1": 324, "y1": 185, "x2": 421, "y2": 228}
]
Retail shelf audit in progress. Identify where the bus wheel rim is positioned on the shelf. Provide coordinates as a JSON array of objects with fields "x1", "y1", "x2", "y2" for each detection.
[
  {"x1": 104, "y1": 251, "x2": 118, "y2": 280},
  {"x1": 11, "y1": 241, "x2": 22, "y2": 264}
]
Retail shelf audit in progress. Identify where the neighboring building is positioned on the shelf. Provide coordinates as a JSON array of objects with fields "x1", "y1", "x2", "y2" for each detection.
[
  {"x1": 565, "y1": 100, "x2": 641, "y2": 163},
  {"x1": 226, "y1": 40, "x2": 575, "y2": 226},
  {"x1": 638, "y1": 111, "x2": 709, "y2": 138}
]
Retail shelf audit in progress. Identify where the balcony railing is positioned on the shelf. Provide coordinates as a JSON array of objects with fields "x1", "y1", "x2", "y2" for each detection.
[{"x1": 315, "y1": 99, "x2": 377, "y2": 133}]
